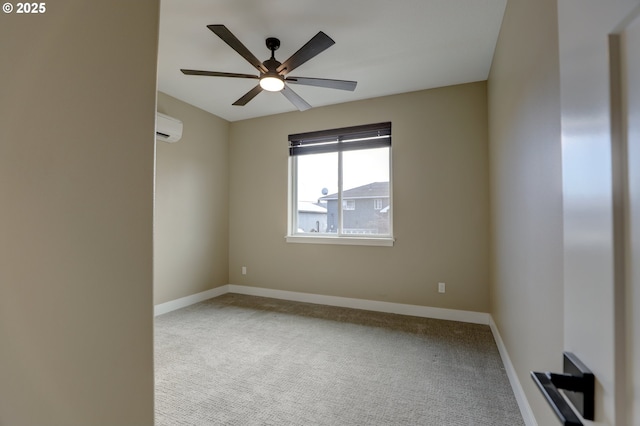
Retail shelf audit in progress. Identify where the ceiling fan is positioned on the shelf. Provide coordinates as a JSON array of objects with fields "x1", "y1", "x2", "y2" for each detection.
[{"x1": 181, "y1": 25, "x2": 357, "y2": 111}]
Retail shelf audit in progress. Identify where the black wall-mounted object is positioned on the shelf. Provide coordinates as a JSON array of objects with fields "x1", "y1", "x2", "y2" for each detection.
[{"x1": 531, "y1": 352, "x2": 595, "y2": 426}]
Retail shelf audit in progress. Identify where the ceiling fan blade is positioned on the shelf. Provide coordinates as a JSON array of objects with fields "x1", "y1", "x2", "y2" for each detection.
[
  {"x1": 285, "y1": 76, "x2": 357, "y2": 91},
  {"x1": 276, "y1": 32, "x2": 335, "y2": 75},
  {"x1": 181, "y1": 69, "x2": 259, "y2": 79},
  {"x1": 232, "y1": 84, "x2": 263, "y2": 106},
  {"x1": 207, "y1": 25, "x2": 267, "y2": 73},
  {"x1": 281, "y1": 85, "x2": 312, "y2": 111}
]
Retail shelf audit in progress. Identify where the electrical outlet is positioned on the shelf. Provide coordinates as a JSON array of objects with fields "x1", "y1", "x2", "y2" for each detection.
[
  {"x1": 242, "y1": 266, "x2": 247, "y2": 275},
  {"x1": 438, "y1": 282, "x2": 446, "y2": 293}
]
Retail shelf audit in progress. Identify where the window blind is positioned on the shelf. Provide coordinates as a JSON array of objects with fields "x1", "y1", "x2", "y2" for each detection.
[{"x1": 289, "y1": 122, "x2": 391, "y2": 156}]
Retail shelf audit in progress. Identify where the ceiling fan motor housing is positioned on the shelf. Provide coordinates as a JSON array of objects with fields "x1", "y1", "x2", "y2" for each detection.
[{"x1": 263, "y1": 58, "x2": 282, "y2": 73}]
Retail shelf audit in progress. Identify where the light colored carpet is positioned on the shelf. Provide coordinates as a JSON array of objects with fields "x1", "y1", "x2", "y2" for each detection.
[{"x1": 155, "y1": 293, "x2": 524, "y2": 425}]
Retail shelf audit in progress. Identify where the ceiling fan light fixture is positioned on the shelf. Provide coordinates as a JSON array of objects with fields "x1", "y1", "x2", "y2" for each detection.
[{"x1": 260, "y1": 74, "x2": 285, "y2": 92}]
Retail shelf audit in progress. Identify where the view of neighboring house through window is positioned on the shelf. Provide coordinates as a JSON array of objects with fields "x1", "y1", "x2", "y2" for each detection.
[{"x1": 288, "y1": 122, "x2": 392, "y2": 240}]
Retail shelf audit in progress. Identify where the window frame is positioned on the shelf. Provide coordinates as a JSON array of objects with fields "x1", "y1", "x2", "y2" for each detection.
[
  {"x1": 343, "y1": 199, "x2": 356, "y2": 211},
  {"x1": 286, "y1": 122, "x2": 394, "y2": 247}
]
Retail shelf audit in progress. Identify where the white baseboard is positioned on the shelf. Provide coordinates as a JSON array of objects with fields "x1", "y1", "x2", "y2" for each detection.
[
  {"x1": 489, "y1": 316, "x2": 537, "y2": 426},
  {"x1": 154, "y1": 284, "x2": 490, "y2": 324},
  {"x1": 227, "y1": 284, "x2": 490, "y2": 325},
  {"x1": 154, "y1": 285, "x2": 229, "y2": 317}
]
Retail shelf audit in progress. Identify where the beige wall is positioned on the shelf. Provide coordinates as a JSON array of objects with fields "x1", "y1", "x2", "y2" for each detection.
[
  {"x1": 155, "y1": 92, "x2": 230, "y2": 304},
  {"x1": 0, "y1": 2, "x2": 158, "y2": 426},
  {"x1": 229, "y1": 83, "x2": 490, "y2": 312},
  {"x1": 487, "y1": 0, "x2": 564, "y2": 424}
]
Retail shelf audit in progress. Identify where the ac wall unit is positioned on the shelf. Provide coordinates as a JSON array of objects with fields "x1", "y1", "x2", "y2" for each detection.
[{"x1": 156, "y1": 112, "x2": 183, "y2": 143}]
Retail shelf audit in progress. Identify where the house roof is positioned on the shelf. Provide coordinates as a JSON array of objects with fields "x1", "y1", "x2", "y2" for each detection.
[
  {"x1": 298, "y1": 201, "x2": 327, "y2": 214},
  {"x1": 320, "y1": 182, "x2": 389, "y2": 201}
]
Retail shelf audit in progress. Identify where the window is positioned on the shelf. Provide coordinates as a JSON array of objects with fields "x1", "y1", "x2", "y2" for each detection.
[{"x1": 287, "y1": 122, "x2": 393, "y2": 246}]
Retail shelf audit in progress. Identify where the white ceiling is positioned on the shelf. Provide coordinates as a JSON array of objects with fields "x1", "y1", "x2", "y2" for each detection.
[{"x1": 157, "y1": 0, "x2": 507, "y2": 122}]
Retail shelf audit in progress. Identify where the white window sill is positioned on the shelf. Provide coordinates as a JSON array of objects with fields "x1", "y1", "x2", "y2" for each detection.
[{"x1": 285, "y1": 235, "x2": 395, "y2": 247}]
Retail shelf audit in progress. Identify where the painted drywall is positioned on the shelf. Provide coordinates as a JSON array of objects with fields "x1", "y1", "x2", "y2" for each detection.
[
  {"x1": 229, "y1": 82, "x2": 490, "y2": 312},
  {"x1": 0, "y1": 2, "x2": 158, "y2": 426},
  {"x1": 487, "y1": 0, "x2": 564, "y2": 424},
  {"x1": 155, "y1": 92, "x2": 230, "y2": 304}
]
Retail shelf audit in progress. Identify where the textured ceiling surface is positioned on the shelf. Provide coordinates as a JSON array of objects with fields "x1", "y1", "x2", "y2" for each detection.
[{"x1": 157, "y1": 0, "x2": 507, "y2": 122}]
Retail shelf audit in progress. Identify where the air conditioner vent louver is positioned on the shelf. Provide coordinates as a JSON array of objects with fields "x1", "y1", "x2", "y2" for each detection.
[{"x1": 156, "y1": 112, "x2": 183, "y2": 143}]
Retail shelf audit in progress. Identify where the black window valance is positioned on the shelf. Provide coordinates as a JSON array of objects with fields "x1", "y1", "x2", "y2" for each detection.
[{"x1": 289, "y1": 122, "x2": 391, "y2": 156}]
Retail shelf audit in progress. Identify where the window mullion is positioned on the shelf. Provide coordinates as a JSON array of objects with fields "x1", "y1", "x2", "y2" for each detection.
[
  {"x1": 337, "y1": 142, "x2": 343, "y2": 236},
  {"x1": 290, "y1": 156, "x2": 298, "y2": 235}
]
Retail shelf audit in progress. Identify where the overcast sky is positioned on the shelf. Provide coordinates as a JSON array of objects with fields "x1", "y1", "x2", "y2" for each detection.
[{"x1": 296, "y1": 148, "x2": 390, "y2": 203}]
